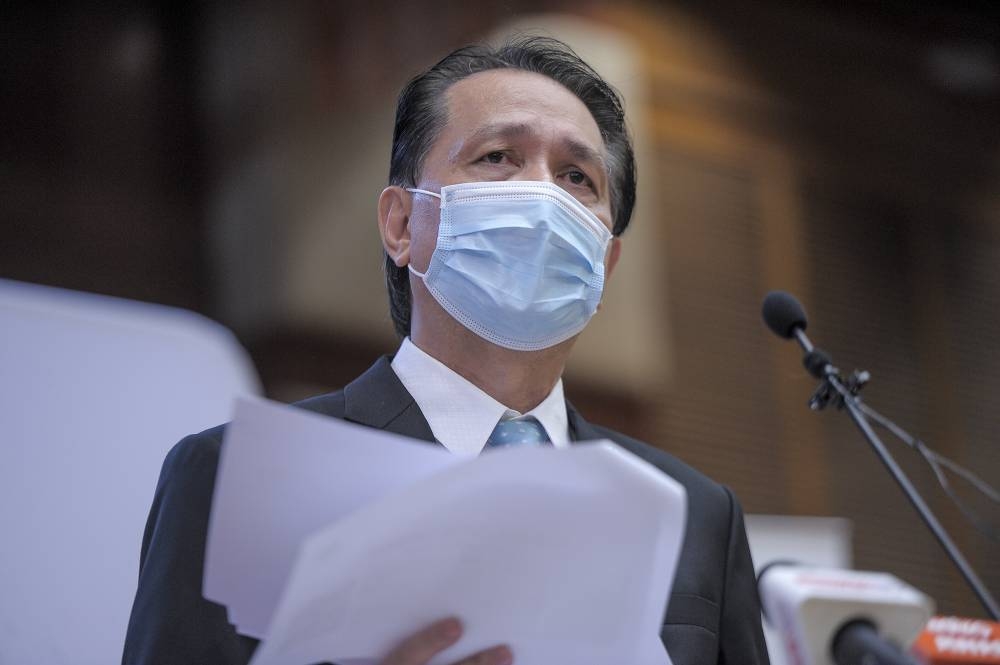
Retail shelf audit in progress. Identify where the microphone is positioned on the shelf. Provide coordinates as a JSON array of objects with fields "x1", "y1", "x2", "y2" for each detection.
[
  {"x1": 758, "y1": 562, "x2": 933, "y2": 665},
  {"x1": 762, "y1": 290, "x2": 807, "y2": 339},
  {"x1": 911, "y1": 616, "x2": 1000, "y2": 664},
  {"x1": 760, "y1": 290, "x2": 1000, "y2": 620},
  {"x1": 761, "y1": 291, "x2": 835, "y2": 380}
]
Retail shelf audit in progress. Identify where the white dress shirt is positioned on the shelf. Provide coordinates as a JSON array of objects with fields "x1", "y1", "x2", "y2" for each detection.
[{"x1": 390, "y1": 337, "x2": 570, "y2": 455}]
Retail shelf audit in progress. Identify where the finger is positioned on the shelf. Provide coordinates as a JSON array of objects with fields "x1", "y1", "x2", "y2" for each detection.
[
  {"x1": 380, "y1": 617, "x2": 463, "y2": 665},
  {"x1": 453, "y1": 644, "x2": 513, "y2": 665}
]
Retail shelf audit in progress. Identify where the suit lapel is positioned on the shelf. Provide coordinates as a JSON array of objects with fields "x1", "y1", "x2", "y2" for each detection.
[{"x1": 343, "y1": 355, "x2": 437, "y2": 443}]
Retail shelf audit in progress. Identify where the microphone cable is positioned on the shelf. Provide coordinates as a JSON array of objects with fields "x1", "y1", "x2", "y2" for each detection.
[{"x1": 855, "y1": 400, "x2": 1000, "y2": 543}]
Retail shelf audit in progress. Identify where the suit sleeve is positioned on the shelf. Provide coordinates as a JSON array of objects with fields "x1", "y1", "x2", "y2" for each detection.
[
  {"x1": 718, "y1": 486, "x2": 770, "y2": 665},
  {"x1": 121, "y1": 432, "x2": 258, "y2": 665}
]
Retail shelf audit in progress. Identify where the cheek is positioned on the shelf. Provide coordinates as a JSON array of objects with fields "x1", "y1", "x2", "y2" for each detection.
[
  {"x1": 602, "y1": 237, "x2": 621, "y2": 278},
  {"x1": 408, "y1": 207, "x2": 441, "y2": 268},
  {"x1": 592, "y1": 202, "x2": 614, "y2": 233},
  {"x1": 603, "y1": 207, "x2": 615, "y2": 231}
]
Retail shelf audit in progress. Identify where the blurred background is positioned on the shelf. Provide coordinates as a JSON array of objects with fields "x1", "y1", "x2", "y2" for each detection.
[{"x1": 4, "y1": 0, "x2": 999, "y2": 631}]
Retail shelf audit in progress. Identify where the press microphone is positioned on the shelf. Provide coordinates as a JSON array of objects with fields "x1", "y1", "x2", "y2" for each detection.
[
  {"x1": 911, "y1": 616, "x2": 1000, "y2": 664},
  {"x1": 758, "y1": 562, "x2": 933, "y2": 665},
  {"x1": 760, "y1": 290, "x2": 1000, "y2": 620}
]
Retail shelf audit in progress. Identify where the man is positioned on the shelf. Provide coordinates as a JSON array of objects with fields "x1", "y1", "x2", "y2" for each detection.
[{"x1": 123, "y1": 37, "x2": 769, "y2": 665}]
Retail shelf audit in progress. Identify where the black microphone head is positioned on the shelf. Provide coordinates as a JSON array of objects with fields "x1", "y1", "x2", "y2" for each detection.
[{"x1": 762, "y1": 291, "x2": 808, "y2": 339}]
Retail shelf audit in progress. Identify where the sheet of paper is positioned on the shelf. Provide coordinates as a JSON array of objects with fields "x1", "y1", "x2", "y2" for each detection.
[
  {"x1": 203, "y1": 396, "x2": 464, "y2": 637},
  {"x1": 248, "y1": 441, "x2": 687, "y2": 665}
]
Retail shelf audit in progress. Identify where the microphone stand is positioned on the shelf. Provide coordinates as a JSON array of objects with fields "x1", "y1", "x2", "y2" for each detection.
[{"x1": 790, "y1": 327, "x2": 1000, "y2": 620}]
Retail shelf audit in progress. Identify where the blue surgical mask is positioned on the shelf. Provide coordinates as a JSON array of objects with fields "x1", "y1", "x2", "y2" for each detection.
[{"x1": 406, "y1": 180, "x2": 613, "y2": 351}]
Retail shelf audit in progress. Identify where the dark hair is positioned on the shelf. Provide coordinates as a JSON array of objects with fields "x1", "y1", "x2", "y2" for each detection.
[{"x1": 384, "y1": 36, "x2": 637, "y2": 338}]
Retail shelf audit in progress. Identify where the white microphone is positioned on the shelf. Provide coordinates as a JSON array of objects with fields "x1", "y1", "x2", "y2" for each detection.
[{"x1": 758, "y1": 562, "x2": 934, "y2": 665}]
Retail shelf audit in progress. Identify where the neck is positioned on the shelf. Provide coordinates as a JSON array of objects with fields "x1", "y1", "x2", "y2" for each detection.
[{"x1": 410, "y1": 313, "x2": 572, "y2": 414}]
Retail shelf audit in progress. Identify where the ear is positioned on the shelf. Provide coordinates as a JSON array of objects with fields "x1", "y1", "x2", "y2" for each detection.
[
  {"x1": 378, "y1": 186, "x2": 412, "y2": 267},
  {"x1": 605, "y1": 237, "x2": 623, "y2": 281}
]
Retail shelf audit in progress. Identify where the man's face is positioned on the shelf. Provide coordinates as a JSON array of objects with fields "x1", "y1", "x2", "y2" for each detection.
[{"x1": 406, "y1": 68, "x2": 615, "y2": 275}]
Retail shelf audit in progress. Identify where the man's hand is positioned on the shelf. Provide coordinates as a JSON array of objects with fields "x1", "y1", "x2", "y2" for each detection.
[{"x1": 380, "y1": 617, "x2": 512, "y2": 665}]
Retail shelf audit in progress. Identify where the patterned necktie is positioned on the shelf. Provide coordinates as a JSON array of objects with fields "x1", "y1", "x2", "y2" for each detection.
[{"x1": 485, "y1": 416, "x2": 551, "y2": 449}]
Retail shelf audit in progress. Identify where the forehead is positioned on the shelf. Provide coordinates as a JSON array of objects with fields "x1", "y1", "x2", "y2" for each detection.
[{"x1": 439, "y1": 69, "x2": 605, "y2": 152}]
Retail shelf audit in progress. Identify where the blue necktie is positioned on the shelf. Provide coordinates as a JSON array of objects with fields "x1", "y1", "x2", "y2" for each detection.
[{"x1": 485, "y1": 416, "x2": 551, "y2": 449}]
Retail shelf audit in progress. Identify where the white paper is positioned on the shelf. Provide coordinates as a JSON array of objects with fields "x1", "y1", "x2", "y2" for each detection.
[
  {"x1": 207, "y1": 397, "x2": 685, "y2": 665},
  {"x1": 204, "y1": 397, "x2": 464, "y2": 636}
]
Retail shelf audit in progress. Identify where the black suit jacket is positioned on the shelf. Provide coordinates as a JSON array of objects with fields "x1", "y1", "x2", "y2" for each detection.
[{"x1": 122, "y1": 356, "x2": 769, "y2": 664}]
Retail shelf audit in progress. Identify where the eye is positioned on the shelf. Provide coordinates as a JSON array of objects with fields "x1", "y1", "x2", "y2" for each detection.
[
  {"x1": 481, "y1": 151, "x2": 506, "y2": 164},
  {"x1": 563, "y1": 169, "x2": 596, "y2": 192}
]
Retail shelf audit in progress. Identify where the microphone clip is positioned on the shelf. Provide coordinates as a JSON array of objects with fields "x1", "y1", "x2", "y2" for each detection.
[{"x1": 808, "y1": 368, "x2": 870, "y2": 411}]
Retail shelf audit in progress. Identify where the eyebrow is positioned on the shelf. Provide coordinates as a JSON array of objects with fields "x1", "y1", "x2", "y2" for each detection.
[{"x1": 453, "y1": 121, "x2": 608, "y2": 174}]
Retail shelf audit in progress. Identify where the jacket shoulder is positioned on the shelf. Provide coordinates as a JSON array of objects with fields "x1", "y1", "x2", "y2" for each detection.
[
  {"x1": 583, "y1": 422, "x2": 733, "y2": 515},
  {"x1": 292, "y1": 390, "x2": 347, "y2": 418},
  {"x1": 167, "y1": 389, "x2": 348, "y2": 460}
]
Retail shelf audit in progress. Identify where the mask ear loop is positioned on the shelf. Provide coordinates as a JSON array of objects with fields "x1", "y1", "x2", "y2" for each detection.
[
  {"x1": 404, "y1": 188, "x2": 439, "y2": 280},
  {"x1": 406, "y1": 187, "x2": 441, "y2": 199}
]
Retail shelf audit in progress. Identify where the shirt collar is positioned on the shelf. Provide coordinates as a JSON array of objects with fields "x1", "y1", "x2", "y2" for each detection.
[{"x1": 390, "y1": 337, "x2": 569, "y2": 455}]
